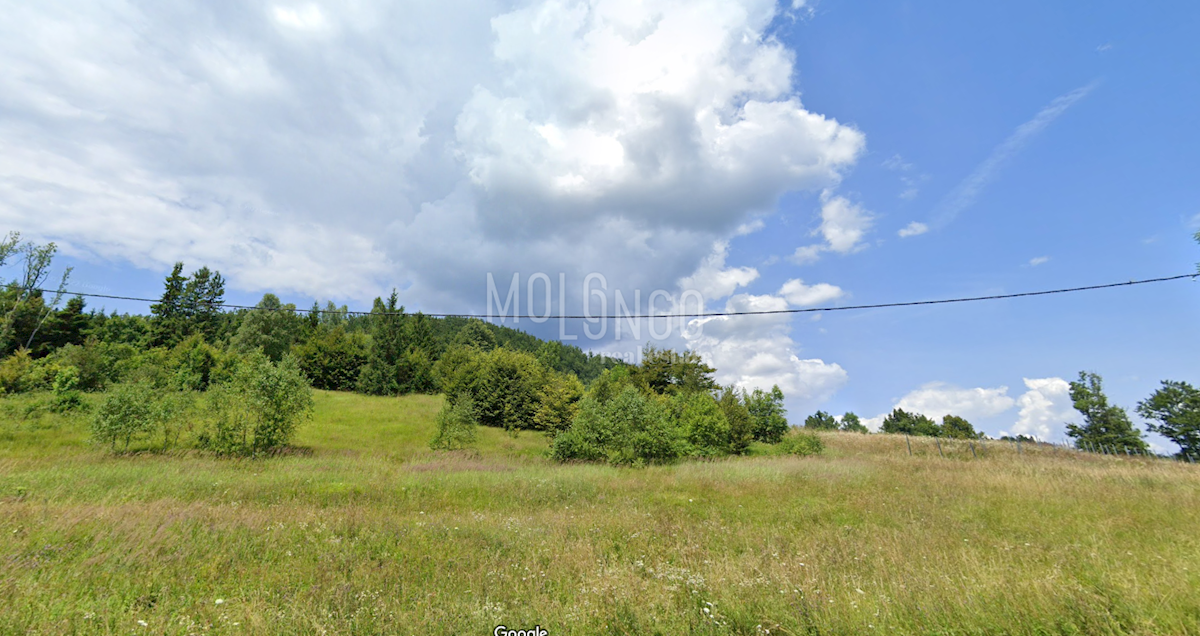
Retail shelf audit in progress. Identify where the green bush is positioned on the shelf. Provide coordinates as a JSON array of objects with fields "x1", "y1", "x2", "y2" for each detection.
[
  {"x1": 678, "y1": 392, "x2": 730, "y2": 457},
  {"x1": 777, "y1": 430, "x2": 824, "y2": 456},
  {"x1": 48, "y1": 365, "x2": 86, "y2": 413},
  {"x1": 0, "y1": 349, "x2": 34, "y2": 394},
  {"x1": 551, "y1": 387, "x2": 684, "y2": 465},
  {"x1": 746, "y1": 385, "x2": 790, "y2": 443},
  {"x1": 197, "y1": 354, "x2": 313, "y2": 455},
  {"x1": 90, "y1": 383, "x2": 189, "y2": 452},
  {"x1": 429, "y1": 397, "x2": 478, "y2": 451}
]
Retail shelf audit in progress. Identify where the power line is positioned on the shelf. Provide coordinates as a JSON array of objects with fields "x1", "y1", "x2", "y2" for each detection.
[{"x1": 35, "y1": 272, "x2": 1197, "y2": 320}]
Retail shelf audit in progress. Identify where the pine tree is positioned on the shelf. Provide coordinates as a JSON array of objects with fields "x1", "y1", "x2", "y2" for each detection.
[{"x1": 150, "y1": 262, "x2": 187, "y2": 347}]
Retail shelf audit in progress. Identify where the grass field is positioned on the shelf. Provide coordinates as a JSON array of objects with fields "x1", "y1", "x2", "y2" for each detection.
[{"x1": 2, "y1": 390, "x2": 1199, "y2": 635}]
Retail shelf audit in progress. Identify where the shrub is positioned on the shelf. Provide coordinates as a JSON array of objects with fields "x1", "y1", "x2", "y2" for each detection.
[
  {"x1": 533, "y1": 372, "x2": 584, "y2": 437},
  {"x1": 777, "y1": 430, "x2": 824, "y2": 456},
  {"x1": 678, "y1": 392, "x2": 730, "y2": 458},
  {"x1": 197, "y1": 354, "x2": 313, "y2": 455},
  {"x1": 91, "y1": 383, "x2": 157, "y2": 451},
  {"x1": 0, "y1": 349, "x2": 34, "y2": 394},
  {"x1": 429, "y1": 397, "x2": 478, "y2": 451},
  {"x1": 44, "y1": 337, "x2": 135, "y2": 391},
  {"x1": 48, "y1": 365, "x2": 86, "y2": 413},
  {"x1": 552, "y1": 387, "x2": 684, "y2": 465},
  {"x1": 718, "y1": 388, "x2": 754, "y2": 455}
]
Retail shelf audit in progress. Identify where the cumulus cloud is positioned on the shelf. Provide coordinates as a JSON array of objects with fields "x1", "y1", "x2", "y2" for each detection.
[
  {"x1": 679, "y1": 241, "x2": 759, "y2": 301},
  {"x1": 894, "y1": 382, "x2": 1017, "y2": 420},
  {"x1": 788, "y1": 192, "x2": 873, "y2": 264},
  {"x1": 1010, "y1": 377, "x2": 1075, "y2": 441},
  {"x1": 778, "y1": 278, "x2": 844, "y2": 307},
  {"x1": 685, "y1": 293, "x2": 848, "y2": 412},
  {"x1": 0, "y1": 0, "x2": 865, "y2": 311},
  {"x1": 898, "y1": 221, "x2": 928, "y2": 238}
]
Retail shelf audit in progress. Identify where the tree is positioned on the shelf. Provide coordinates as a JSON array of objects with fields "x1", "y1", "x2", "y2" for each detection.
[
  {"x1": 746, "y1": 385, "x2": 789, "y2": 443},
  {"x1": 804, "y1": 410, "x2": 839, "y2": 430},
  {"x1": 880, "y1": 408, "x2": 941, "y2": 437},
  {"x1": 840, "y1": 411, "x2": 869, "y2": 434},
  {"x1": 429, "y1": 397, "x2": 478, "y2": 451},
  {"x1": 1065, "y1": 371, "x2": 1147, "y2": 453},
  {"x1": 293, "y1": 325, "x2": 368, "y2": 391},
  {"x1": 533, "y1": 372, "x2": 585, "y2": 437},
  {"x1": 150, "y1": 263, "x2": 226, "y2": 347},
  {"x1": 632, "y1": 345, "x2": 716, "y2": 396},
  {"x1": 718, "y1": 387, "x2": 754, "y2": 455},
  {"x1": 679, "y1": 392, "x2": 731, "y2": 457},
  {"x1": 0, "y1": 233, "x2": 72, "y2": 354},
  {"x1": 453, "y1": 319, "x2": 496, "y2": 352},
  {"x1": 1137, "y1": 380, "x2": 1200, "y2": 458},
  {"x1": 150, "y1": 263, "x2": 188, "y2": 347},
  {"x1": 941, "y1": 414, "x2": 981, "y2": 439},
  {"x1": 231, "y1": 294, "x2": 302, "y2": 361}
]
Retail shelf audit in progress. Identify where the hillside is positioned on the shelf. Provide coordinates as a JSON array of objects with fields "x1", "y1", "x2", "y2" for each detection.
[{"x1": 2, "y1": 390, "x2": 1199, "y2": 635}]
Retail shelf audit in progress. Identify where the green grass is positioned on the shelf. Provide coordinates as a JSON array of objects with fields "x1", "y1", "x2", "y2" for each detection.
[{"x1": 2, "y1": 390, "x2": 1199, "y2": 635}]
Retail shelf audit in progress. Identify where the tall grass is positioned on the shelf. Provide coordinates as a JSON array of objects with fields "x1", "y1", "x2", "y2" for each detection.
[{"x1": 1, "y1": 390, "x2": 1198, "y2": 634}]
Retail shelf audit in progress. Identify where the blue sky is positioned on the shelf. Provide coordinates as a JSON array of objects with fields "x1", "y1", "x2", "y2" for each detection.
[{"x1": 3, "y1": 0, "x2": 1197, "y2": 448}]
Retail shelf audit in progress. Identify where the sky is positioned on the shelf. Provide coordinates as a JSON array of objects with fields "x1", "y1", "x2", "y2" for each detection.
[{"x1": 1, "y1": 0, "x2": 1197, "y2": 449}]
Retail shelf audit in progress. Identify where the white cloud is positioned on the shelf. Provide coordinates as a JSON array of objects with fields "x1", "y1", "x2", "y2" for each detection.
[
  {"x1": 779, "y1": 278, "x2": 844, "y2": 307},
  {"x1": 893, "y1": 382, "x2": 1017, "y2": 421},
  {"x1": 685, "y1": 293, "x2": 848, "y2": 413},
  {"x1": 679, "y1": 241, "x2": 759, "y2": 301},
  {"x1": 789, "y1": 244, "x2": 824, "y2": 264},
  {"x1": 817, "y1": 193, "x2": 873, "y2": 253},
  {"x1": 882, "y1": 154, "x2": 913, "y2": 171},
  {"x1": 1012, "y1": 377, "x2": 1075, "y2": 441},
  {"x1": 1028, "y1": 256, "x2": 1050, "y2": 267},
  {"x1": 898, "y1": 221, "x2": 928, "y2": 238},
  {"x1": 788, "y1": 192, "x2": 873, "y2": 264},
  {"x1": 0, "y1": 0, "x2": 864, "y2": 310}
]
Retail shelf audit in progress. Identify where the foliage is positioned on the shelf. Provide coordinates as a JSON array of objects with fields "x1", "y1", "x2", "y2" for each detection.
[
  {"x1": 472, "y1": 347, "x2": 546, "y2": 432},
  {"x1": 840, "y1": 411, "x2": 869, "y2": 434},
  {"x1": 717, "y1": 387, "x2": 754, "y2": 455},
  {"x1": 1065, "y1": 371, "x2": 1147, "y2": 452},
  {"x1": 293, "y1": 325, "x2": 368, "y2": 391},
  {"x1": 941, "y1": 414, "x2": 982, "y2": 439},
  {"x1": 678, "y1": 391, "x2": 730, "y2": 457},
  {"x1": 880, "y1": 408, "x2": 941, "y2": 437},
  {"x1": 90, "y1": 382, "x2": 189, "y2": 452},
  {"x1": 197, "y1": 354, "x2": 314, "y2": 455},
  {"x1": 777, "y1": 429, "x2": 825, "y2": 456},
  {"x1": 551, "y1": 386, "x2": 684, "y2": 465},
  {"x1": 44, "y1": 337, "x2": 135, "y2": 391},
  {"x1": 631, "y1": 345, "x2": 716, "y2": 396},
  {"x1": 48, "y1": 365, "x2": 86, "y2": 413},
  {"x1": 0, "y1": 348, "x2": 34, "y2": 394},
  {"x1": 745, "y1": 385, "x2": 789, "y2": 443},
  {"x1": 586, "y1": 365, "x2": 634, "y2": 404},
  {"x1": 533, "y1": 372, "x2": 584, "y2": 437},
  {"x1": 0, "y1": 233, "x2": 73, "y2": 356},
  {"x1": 804, "y1": 410, "x2": 839, "y2": 431},
  {"x1": 1137, "y1": 380, "x2": 1200, "y2": 457},
  {"x1": 452, "y1": 319, "x2": 497, "y2": 352},
  {"x1": 357, "y1": 291, "x2": 436, "y2": 395},
  {"x1": 150, "y1": 263, "x2": 226, "y2": 347},
  {"x1": 429, "y1": 396, "x2": 478, "y2": 451},
  {"x1": 232, "y1": 294, "x2": 303, "y2": 362}
]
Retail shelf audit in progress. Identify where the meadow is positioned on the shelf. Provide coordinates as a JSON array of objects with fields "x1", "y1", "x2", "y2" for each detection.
[{"x1": 2, "y1": 390, "x2": 1199, "y2": 635}]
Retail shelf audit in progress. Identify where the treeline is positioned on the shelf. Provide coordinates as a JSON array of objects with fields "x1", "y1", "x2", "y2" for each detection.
[
  {"x1": 430, "y1": 344, "x2": 820, "y2": 464},
  {"x1": 0, "y1": 259, "x2": 622, "y2": 398},
  {"x1": 799, "y1": 371, "x2": 1200, "y2": 459}
]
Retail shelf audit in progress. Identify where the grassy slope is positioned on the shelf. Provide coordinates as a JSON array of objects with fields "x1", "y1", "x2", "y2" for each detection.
[{"x1": 1, "y1": 390, "x2": 1198, "y2": 635}]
